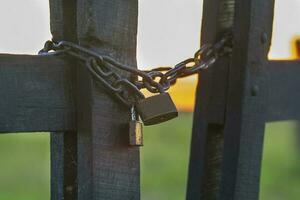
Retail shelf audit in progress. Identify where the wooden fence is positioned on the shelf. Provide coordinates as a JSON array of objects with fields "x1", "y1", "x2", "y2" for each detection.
[{"x1": 0, "y1": 0, "x2": 298, "y2": 199}]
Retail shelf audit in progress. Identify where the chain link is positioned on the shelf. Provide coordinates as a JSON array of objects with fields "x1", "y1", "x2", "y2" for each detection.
[{"x1": 39, "y1": 33, "x2": 232, "y2": 107}]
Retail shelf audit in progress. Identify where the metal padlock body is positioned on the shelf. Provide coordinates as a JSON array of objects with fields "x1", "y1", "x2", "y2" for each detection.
[
  {"x1": 129, "y1": 120, "x2": 143, "y2": 146},
  {"x1": 135, "y1": 93, "x2": 178, "y2": 126}
]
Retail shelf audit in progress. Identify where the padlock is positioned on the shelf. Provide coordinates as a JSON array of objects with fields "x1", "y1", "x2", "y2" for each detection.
[
  {"x1": 135, "y1": 92, "x2": 178, "y2": 126},
  {"x1": 129, "y1": 107, "x2": 143, "y2": 146}
]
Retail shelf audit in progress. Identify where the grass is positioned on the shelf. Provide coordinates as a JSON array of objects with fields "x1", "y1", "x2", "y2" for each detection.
[
  {"x1": 141, "y1": 113, "x2": 192, "y2": 200},
  {"x1": 260, "y1": 121, "x2": 300, "y2": 200},
  {"x1": 0, "y1": 133, "x2": 50, "y2": 200},
  {"x1": 0, "y1": 113, "x2": 299, "y2": 199}
]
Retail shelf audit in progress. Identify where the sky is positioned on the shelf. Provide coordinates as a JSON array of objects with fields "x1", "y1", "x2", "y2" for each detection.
[{"x1": 1, "y1": 0, "x2": 300, "y2": 68}]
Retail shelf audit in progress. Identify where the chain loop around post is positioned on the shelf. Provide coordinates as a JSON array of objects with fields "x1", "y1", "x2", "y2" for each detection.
[{"x1": 39, "y1": 33, "x2": 233, "y2": 107}]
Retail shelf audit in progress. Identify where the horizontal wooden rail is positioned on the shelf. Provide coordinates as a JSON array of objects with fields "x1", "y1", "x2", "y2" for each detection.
[
  {"x1": 0, "y1": 54, "x2": 75, "y2": 133},
  {"x1": 266, "y1": 60, "x2": 300, "y2": 122}
]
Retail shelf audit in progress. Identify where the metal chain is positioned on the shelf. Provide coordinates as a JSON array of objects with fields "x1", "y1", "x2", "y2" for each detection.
[{"x1": 39, "y1": 33, "x2": 232, "y2": 107}]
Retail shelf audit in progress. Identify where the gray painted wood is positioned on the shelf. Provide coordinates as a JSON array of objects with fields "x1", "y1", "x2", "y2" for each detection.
[
  {"x1": 51, "y1": 133, "x2": 65, "y2": 200},
  {"x1": 187, "y1": 0, "x2": 234, "y2": 199},
  {"x1": 49, "y1": 0, "x2": 78, "y2": 199},
  {"x1": 220, "y1": 0, "x2": 275, "y2": 199},
  {"x1": 0, "y1": 54, "x2": 75, "y2": 133},
  {"x1": 188, "y1": 0, "x2": 276, "y2": 199},
  {"x1": 266, "y1": 60, "x2": 300, "y2": 122},
  {"x1": 51, "y1": 132, "x2": 77, "y2": 200},
  {"x1": 75, "y1": 0, "x2": 140, "y2": 199}
]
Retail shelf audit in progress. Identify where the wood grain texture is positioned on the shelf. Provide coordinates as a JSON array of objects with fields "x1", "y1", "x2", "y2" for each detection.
[
  {"x1": 51, "y1": 132, "x2": 77, "y2": 200},
  {"x1": 49, "y1": 0, "x2": 78, "y2": 199},
  {"x1": 188, "y1": 0, "x2": 276, "y2": 199},
  {"x1": 0, "y1": 54, "x2": 75, "y2": 133},
  {"x1": 50, "y1": 0, "x2": 77, "y2": 42},
  {"x1": 266, "y1": 60, "x2": 300, "y2": 122},
  {"x1": 76, "y1": 0, "x2": 140, "y2": 199},
  {"x1": 219, "y1": 0, "x2": 275, "y2": 199},
  {"x1": 187, "y1": 0, "x2": 233, "y2": 199},
  {"x1": 51, "y1": 133, "x2": 64, "y2": 200}
]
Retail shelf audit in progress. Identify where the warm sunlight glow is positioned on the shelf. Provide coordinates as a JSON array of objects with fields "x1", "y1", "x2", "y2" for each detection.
[{"x1": 169, "y1": 78, "x2": 197, "y2": 112}]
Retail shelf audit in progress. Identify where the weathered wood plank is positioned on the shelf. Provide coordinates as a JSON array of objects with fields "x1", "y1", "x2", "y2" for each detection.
[
  {"x1": 0, "y1": 54, "x2": 75, "y2": 133},
  {"x1": 75, "y1": 0, "x2": 140, "y2": 199},
  {"x1": 266, "y1": 60, "x2": 300, "y2": 122},
  {"x1": 187, "y1": 0, "x2": 234, "y2": 199},
  {"x1": 188, "y1": 0, "x2": 276, "y2": 199},
  {"x1": 219, "y1": 0, "x2": 275, "y2": 199},
  {"x1": 51, "y1": 132, "x2": 77, "y2": 200},
  {"x1": 49, "y1": 0, "x2": 78, "y2": 199},
  {"x1": 50, "y1": 132, "x2": 64, "y2": 200}
]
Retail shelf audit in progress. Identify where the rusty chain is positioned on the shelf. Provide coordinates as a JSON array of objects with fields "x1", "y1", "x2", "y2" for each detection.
[{"x1": 39, "y1": 33, "x2": 232, "y2": 107}]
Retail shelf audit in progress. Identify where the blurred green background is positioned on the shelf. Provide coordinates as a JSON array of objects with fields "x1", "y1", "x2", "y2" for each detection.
[{"x1": 0, "y1": 113, "x2": 299, "y2": 200}]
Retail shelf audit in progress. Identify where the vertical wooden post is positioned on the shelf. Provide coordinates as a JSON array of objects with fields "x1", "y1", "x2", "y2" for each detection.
[
  {"x1": 50, "y1": 0, "x2": 140, "y2": 199},
  {"x1": 187, "y1": 0, "x2": 234, "y2": 199},
  {"x1": 220, "y1": 0, "x2": 274, "y2": 199},
  {"x1": 187, "y1": 0, "x2": 275, "y2": 199},
  {"x1": 75, "y1": 0, "x2": 140, "y2": 199},
  {"x1": 50, "y1": 0, "x2": 78, "y2": 199}
]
